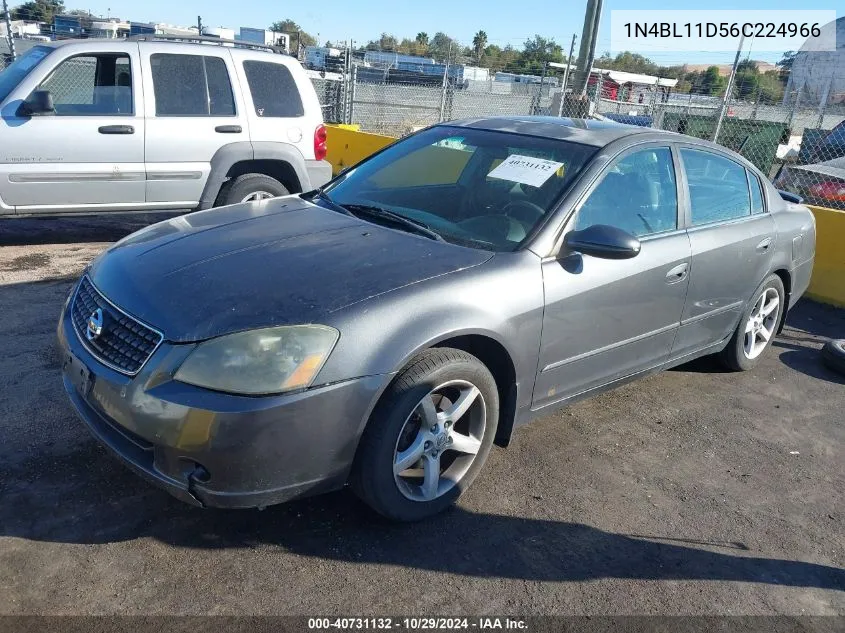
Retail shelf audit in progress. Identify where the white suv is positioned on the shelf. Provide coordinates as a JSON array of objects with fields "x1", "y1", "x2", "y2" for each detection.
[{"x1": 0, "y1": 36, "x2": 332, "y2": 216}]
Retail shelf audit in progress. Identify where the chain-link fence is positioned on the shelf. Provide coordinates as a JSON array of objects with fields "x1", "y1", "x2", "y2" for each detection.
[
  {"x1": 311, "y1": 67, "x2": 845, "y2": 210},
  {"x1": 2, "y1": 39, "x2": 841, "y2": 210}
]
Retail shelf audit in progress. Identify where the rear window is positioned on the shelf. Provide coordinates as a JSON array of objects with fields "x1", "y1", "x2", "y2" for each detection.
[
  {"x1": 150, "y1": 54, "x2": 235, "y2": 116},
  {"x1": 243, "y1": 61, "x2": 304, "y2": 118}
]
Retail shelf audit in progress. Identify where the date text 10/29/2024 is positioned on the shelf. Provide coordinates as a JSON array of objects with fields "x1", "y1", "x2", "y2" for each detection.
[{"x1": 308, "y1": 617, "x2": 528, "y2": 631}]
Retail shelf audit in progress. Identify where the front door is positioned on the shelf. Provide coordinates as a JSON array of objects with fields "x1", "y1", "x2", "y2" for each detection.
[
  {"x1": 533, "y1": 145, "x2": 691, "y2": 409},
  {"x1": 0, "y1": 43, "x2": 145, "y2": 213}
]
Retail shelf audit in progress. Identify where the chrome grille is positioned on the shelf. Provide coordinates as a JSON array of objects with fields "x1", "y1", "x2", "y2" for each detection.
[{"x1": 70, "y1": 276, "x2": 163, "y2": 375}]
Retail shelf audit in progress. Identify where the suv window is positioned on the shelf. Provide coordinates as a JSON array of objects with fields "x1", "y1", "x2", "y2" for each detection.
[
  {"x1": 151, "y1": 54, "x2": 235, "y2": 116},
  {"x1": 0, "y1": 45, "x2": 52, "y2": 103},
  {"x1": 37, "y1": 53, "x2": 133, "y2": 115},
  {"x1": 748, "y1": 169, "x2": 765, "y2": 214},
  {"x1": 243, "y1": 61, "x2": 304, "y2": 117},
  {"x1": 681, "y1": 148, "x2": 751, "y2": 225},
  {"x1": 575, "y1": 147, "x2": 678, "y2": 237}
]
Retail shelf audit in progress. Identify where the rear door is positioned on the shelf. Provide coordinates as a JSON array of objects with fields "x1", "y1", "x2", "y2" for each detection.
[
  {"x1": 534, "y1": 144, "x2": 691, "y2": 409},
  {"x1": 0, "y1": 43, "x2": 144, "y2": 212},
  {"x1": 671, "y1": 146, "x2": 776, "y2": 359},
  {"x1": 141, "y1": 45, "x2": 250, "y2": 207}
]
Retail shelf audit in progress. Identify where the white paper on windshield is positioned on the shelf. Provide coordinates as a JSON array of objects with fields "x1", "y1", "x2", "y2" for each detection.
[{"x1": 487, "y1": 154, "x2": 564, "y2": 188}]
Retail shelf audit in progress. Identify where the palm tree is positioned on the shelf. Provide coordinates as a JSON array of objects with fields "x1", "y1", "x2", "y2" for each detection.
[
  {"x1": 415, "y1": 32, "x2": 429, "y2": 46},
  {"x1": 472, "y1": 30, "x2": 488, "y2": 64}
]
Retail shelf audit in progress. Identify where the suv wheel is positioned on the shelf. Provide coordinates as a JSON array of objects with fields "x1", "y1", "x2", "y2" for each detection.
[
  {"x1": 351, "y1": 348, "x2": 499, "y2": 522},
  {"x1": 220, "y1": 173, "x2": 289, "y2": 206}
]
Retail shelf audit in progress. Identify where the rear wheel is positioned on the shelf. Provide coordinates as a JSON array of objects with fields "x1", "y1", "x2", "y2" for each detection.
[
  {"x1": 351, "y1": 348, "x2": 499, "y2": 522},
  {"x1": 219, "y1": 173, "x2": 289, "y2": 206},
  {"x1": 719, "y1": 274, "x2": 784, "y2": 371}
]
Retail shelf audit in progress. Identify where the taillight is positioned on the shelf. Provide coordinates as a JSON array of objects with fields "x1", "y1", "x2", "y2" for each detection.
[{"x1": 314, "y1": 125, "x2": 327, "y2": 161}]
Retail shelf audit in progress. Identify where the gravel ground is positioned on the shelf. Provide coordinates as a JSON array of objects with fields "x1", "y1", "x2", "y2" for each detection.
[{"x1": 0, "y1": 213, "x2": 843, "y2": 616}]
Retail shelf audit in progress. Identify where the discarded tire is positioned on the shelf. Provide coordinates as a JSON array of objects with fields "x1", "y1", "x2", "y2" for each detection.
[{"x1": 821, "y1": 339, "x2": 845, "y2": 375}]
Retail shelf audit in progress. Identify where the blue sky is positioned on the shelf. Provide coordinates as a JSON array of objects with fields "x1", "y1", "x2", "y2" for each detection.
[{"x1": 45, "y1": 0, "x2": 843, "y2": 65}]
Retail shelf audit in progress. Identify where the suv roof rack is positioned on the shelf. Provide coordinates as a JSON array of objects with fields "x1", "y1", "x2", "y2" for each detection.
[{"x1": 127, "y1": 33, "x2": 288, "y2": 54}]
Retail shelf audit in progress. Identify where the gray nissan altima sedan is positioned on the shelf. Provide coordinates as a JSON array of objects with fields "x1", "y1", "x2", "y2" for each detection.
[{"x1": 58, "y1": 117, "x2": 816, "y2": 521}]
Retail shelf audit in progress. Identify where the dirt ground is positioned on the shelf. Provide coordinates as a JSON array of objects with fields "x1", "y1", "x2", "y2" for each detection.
[{"x1": 0, "y1": 213, "x2": 843, "y2": 616}]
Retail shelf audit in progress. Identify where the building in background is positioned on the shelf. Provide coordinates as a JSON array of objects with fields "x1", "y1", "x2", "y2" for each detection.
[
  {"x1": 785, "y1": 16, "x2": 845, "y2": 107},
  {"x1": 52, "y1": 14, "x2": 83, "y2": 39},
  {"x1": 89, "y1": 20, "x2": 130, "y2": 39},
  {"x1": 588, "y1": 69, "x2": 677, "y2": 103},
  {"x1": 239, "y1": 27, "x2": 290, "y2": 53}
]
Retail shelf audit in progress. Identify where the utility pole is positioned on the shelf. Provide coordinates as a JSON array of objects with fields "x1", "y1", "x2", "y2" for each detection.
[
  {"x1": 3, "y1": 0, "x2": 16, "y2": 62},
  {"x1": 197, "y1": 15, "x2": 202, "y2": 34},
  {"x1": 712, "y1": 35, "x2": 744, "y2": 142},
  {"x1": 572, "y1": 0, "x2": 603, "y2": 95}
]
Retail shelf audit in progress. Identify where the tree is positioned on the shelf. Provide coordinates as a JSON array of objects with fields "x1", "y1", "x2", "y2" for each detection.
[
  {"x1": 269, "y1": 19, "x2": 316, "y2": 54},
  {"x1": 472, "y1": 30, "x2": 487, "y2": 64},
  {"x1": 696, "y1": 65, "x2": 726, "y2": 96},
  {"x1": 365, "y1": 32, "x2": 398, "y2": 51},
  {"x1": 415, "y1": 32, "x2": 429, "y2": 46},
  {"x1": 10, "y1": 0, "x2": 65, "y2": 22},
  {"x1": 518, "y1": 35, "x2": 563, "y2": 73},
  {"x1": 429, "y1": 32, "x2": 460, "y2": 64}
]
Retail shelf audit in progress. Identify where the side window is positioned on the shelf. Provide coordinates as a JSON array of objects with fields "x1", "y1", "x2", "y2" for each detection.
[
  {"x1": 681, "y1": 149, "x2": 751, "y2": 226},
  {"x1": 37, "y1": 54, "x2": 133, "y2": 115},
  {"x1": 151, "y1": 54, "x2": 235, "y2": 116},
  {"x1": 242, "y1": 61, "x2": 304, "y2": 117},
  {"x1": 748, "y1": 169, "x2": 765, "y2": 214},
  {"x1": 575, "y1": 147, "x2": 677, "y2": 237}
]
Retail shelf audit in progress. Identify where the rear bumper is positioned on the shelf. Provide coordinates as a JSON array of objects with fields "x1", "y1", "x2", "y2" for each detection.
[{"x1": 58, "y1": 298, "x2": 386, "y2": 509}]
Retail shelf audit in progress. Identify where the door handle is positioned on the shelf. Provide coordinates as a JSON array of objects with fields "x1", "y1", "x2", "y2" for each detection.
[
  {"x1": 215, "y1": 125, "x2": 242, "y2": 133},
  {"x1": 98, "y1": 125, "x2": 134, "y2": 134},
  {"x1": 665, "y1": 262, "x2": 689, "y2": 284},
  {"x1": 756, "y1": 237, "x2": 773, "y2": 253}
]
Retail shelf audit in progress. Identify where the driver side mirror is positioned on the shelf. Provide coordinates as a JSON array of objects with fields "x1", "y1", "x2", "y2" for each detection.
[
  {"x1": 563, "y1": 224, "x2": 641, "y2": 260},
  {"x1": 18, "y1": 90, "x2": 55, "y2": 116}
]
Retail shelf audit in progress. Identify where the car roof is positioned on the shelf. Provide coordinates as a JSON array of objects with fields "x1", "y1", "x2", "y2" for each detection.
[
  {"x1": 40, "y1": 37, "x2": 284, "y2": 59},
  {"x1": 445, "y1": 116, "x2": 664, "y2": 147}
]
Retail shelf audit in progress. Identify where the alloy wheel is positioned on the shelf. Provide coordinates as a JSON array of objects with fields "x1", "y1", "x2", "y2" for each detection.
[
  {"x1": 743, "y1": 287, "x2": 780, "y2": 359},
  {"x1": 241, "y1": 191, "x2": 275, "y2": 202},
  {"x1": 393, "y1": 380, "x2": 486, "y2": 502}
]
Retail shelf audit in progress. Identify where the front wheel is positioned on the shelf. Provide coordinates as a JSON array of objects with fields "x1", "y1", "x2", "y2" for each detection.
[
  {"x1": 719, "y1": 274, "x2": 785, "y2": 371},
  {"x1": 351, "y1": 348, "x2": 499, "y2": 522}
]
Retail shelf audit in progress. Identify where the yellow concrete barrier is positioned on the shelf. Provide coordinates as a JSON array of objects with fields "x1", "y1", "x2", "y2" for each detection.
[
  {"x1": 806, "y1": 205, "x2": 845, "y2": 308},
  {"x1": 325, "y1": 125, "x2": 396, "y2": 176}
]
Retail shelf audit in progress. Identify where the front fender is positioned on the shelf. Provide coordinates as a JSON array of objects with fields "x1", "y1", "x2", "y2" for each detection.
[{"x1": 315, "y1": 251, "x2": 545, "y2": 414}]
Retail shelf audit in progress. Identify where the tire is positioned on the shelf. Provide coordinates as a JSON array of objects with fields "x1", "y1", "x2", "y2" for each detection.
[
  {"x1": 821, "y1": 340, "x2": 845, "y2": 375},
  {"x1": 719, "y1": 274, "x2": 785, "y2": 371},
  {"x1": 351, "y1": 348, "x2": 499, "y2": 522},
  {"x1": 219, "y1": 173, "x2": 289, "y2": 206}
]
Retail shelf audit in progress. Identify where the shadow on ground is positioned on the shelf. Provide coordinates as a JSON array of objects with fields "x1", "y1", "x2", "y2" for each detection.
[
  {"x1": 1, "y1": 438, "x2": 843, "y2": 592},
  {"x1": 0, "y1": 212, "x2": 184, "y2": 246}
]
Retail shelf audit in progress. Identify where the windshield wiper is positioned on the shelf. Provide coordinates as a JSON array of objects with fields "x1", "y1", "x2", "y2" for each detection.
[
  {"x1": 305, "y1": 188, "x2": 354, "y2": 215},
  {"x1": 341, "y1": 204, "x2": 444, "y2": 242}
]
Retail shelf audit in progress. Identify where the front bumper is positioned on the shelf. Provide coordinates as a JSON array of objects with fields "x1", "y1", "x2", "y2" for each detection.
[{"x1": 57, "y1": 298, "x2": 385, "y2": 509}]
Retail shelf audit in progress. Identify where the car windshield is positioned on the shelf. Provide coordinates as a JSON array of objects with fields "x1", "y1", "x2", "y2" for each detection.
[
  {"x1": 320, "y1": 126, "x2": 597, "y2": 251},
  {"x1": 0, "y1": 46, "x2": 53, "y2": 104}
]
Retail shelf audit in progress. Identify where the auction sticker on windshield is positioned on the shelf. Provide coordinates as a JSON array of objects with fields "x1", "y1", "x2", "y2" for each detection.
[{"x1": 487, "y1": 155, "x2": 565, "y2": 188}]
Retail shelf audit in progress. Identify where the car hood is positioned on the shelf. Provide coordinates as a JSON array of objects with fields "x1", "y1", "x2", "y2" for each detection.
[{"x1": 88, "y1": 197, "x2": 493, "y2": 342}]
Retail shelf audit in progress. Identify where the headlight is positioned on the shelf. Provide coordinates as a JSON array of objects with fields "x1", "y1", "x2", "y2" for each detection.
[{"x1": 174, "y1": 325, "x2": 339, "y2": 395}]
